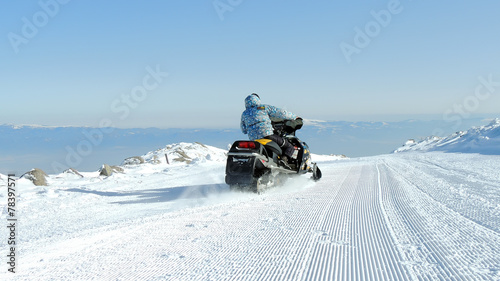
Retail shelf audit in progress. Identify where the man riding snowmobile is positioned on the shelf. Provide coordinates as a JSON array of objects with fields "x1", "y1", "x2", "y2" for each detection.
[
  {"x1": 240, "y1": 93, "x2": 300, "y2": 167},
  {"x1": 226, "y1": 93, "x2": 321, "y2": 192}
]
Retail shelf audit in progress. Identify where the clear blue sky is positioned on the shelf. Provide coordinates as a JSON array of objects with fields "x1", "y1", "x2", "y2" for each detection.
[{"x1": 1, "y1": 0, "x2": 499, "y2": 128}]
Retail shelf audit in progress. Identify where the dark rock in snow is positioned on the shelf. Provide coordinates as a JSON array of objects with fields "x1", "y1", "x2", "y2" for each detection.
[
  {"x1": 64, "y1": 168, "x2": 84, "y2": 178},
  {"x1": 123, "y1": 156, "x2": 145, "y2": 166},
  {"x1": 23, "y1": 168, "x2": 48, "y2": 186},
  {"x1": 99, "y1": 164, "x2": 124, "y2": 176}
]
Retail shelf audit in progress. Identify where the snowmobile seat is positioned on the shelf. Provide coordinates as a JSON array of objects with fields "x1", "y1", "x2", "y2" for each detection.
[{"x1": 255, "y1": 139, "x2": 282, "y2": 157}]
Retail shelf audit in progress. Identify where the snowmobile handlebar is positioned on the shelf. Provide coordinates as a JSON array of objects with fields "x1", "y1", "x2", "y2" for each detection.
[{"x1": 271, "y1": 117, "x2": 304, "y2": 136}]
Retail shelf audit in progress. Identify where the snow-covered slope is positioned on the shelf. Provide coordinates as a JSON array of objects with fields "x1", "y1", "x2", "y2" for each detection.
[
  {"x1": 394, "y1": 118, "x2": 500, "y2": 154},
  {"x1": 1, "y1": 144, "x2": 499, "y2": 280},
  {"x1": 139, "y1": 142, "x2": 227, "y2": 165}
]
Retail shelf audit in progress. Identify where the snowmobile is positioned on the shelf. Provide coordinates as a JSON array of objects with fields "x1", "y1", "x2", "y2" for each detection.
[{"x1": 225, "y1": 118, "x2": 322, "y2": 193}]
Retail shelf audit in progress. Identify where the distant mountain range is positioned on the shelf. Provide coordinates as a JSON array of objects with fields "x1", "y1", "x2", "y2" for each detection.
[
  {"x1": 1, "y1": 117, "x2": 496, "y2": 174},
  {"x1": 394, "y1": 118, "x2": 500, "y2": 154}
]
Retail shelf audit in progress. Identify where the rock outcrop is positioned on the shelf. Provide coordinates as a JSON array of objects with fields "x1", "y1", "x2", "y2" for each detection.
[
  {"x1": 99, "y1": 164, "x2": 124, "y2": 176},
  {"x1": 23, "y1": 168, "x2": 48, "y2": 186},
  {"x1": 122, "y1": 156, "x2": 145, "y2": 166}
]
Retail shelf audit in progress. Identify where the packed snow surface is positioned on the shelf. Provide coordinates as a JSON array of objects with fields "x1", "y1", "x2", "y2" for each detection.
[{"x1": 1, "y1": 143, "x2": 500, "y2": 280}]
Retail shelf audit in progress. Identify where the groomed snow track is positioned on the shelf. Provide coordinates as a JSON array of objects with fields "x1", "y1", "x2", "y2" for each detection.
[{"x1": 3, "y1": 153, "x2": 500, "y2": 280}]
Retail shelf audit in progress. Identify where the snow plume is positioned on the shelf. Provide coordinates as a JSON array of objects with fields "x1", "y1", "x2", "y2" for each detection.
[
  {"x1": 269, "y1": 174, "x2": 316, "y2": 194},
  {"x1": 111, "y1": 142, "x2": 259, "y2": 210},
  {"x1": 395, "y1": 118, "x2": 500, "y2": 155}
]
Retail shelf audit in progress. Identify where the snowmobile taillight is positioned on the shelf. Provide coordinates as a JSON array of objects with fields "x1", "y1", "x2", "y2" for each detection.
[{"x1": 238, "y1": 141, "x2": 257, "y2": 149}]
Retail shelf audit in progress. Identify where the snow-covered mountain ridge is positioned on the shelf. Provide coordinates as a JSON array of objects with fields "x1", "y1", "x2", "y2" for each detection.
[{"x1": 394, "y1": 118, "x2": 500, "y2": 155}]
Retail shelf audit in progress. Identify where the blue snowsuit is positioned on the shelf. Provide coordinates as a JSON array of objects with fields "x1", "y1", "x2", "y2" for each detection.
[
  {"x1": 241, "y1": 95, "x2": 297, "y2": 159},
  {"x1": 241, "y1": 95, "x2": 297, "y2": 140}
]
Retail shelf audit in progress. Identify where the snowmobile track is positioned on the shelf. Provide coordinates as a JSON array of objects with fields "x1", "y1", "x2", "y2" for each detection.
[
  {"x1": 5, "y1": 154, "x2": 500, "y2": 280},
  {"x1": 379, "y1": 158, "x2": 500, "y2": 280}
]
